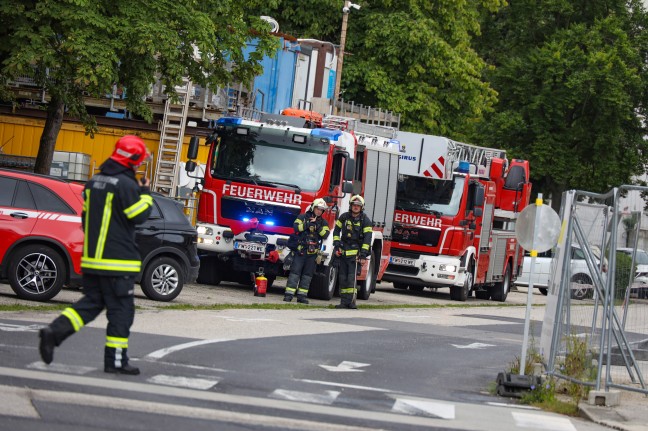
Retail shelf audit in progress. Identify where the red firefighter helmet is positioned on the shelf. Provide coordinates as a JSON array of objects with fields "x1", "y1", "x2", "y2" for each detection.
[{"x1": 110, "y1": 135, "x2": 150, "y2": 169}]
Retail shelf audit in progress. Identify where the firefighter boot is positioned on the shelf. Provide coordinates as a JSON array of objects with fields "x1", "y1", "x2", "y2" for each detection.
[
  {"x1": 39, "y1": 315, "x2": 75, "y2": 364},
  {"x1": 105, "y1": 347, "x2": 140, "y2": 375},
  {"x1": 283, "y1": 294, "x2": 294, "y2": 302},
  {"x1": 296, "y1": 294, "x2": 309, "y2": 304},
  {"x1": 335, "y1": 293, "x2": 352, "y2": 309}
]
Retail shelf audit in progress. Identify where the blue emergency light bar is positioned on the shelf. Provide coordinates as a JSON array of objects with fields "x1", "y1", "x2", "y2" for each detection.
[
  {"x1": 311, "y1": 128, "x2": 342, "y2": 141},
  {"x1": 217, "y1": 117, "x2": 243, "y2": 126}
]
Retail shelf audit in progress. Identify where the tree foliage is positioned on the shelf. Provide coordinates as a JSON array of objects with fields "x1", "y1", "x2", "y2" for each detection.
[
  {"x1": 471, "y1": 0, "x2": 648, "y2": 211},
  {"x1": 0, "y1": 0, "x2": 278, "y2": 173},
  {"x1": 256, "y1": 0, "x2": 505, "y2": 139}
]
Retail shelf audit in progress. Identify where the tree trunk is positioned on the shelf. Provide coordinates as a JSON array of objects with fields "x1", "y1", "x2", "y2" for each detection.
[{"x1": 34, "y1": 95, "x2": 65, "y2": 174}]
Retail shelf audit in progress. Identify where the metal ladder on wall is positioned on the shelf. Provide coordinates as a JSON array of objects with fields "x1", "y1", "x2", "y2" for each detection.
[{"x1": 152, "y1": 80, "x2": 192, "y2": 197}]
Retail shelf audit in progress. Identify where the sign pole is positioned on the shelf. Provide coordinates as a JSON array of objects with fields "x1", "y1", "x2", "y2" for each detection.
[{"x1": 519, "y1": 193, "x2": 543, "y2": 375}]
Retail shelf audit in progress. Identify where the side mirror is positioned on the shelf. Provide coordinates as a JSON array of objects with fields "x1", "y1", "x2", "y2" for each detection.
[
  {"x1": 185, "y1": 160, "x2": 197, "y2": 173},
  {"x1": 474, "y1": 185, "x2": 485, "y2": 207},
  {"x1": 342, "y1": 181, "x2": 354, "y2": 193},
  {"x1": 187, "y1": 136, "x2": 200, "y2": 160},
  {"x1": 344, "y1": 158, "x2": 355, "y2": 181}
]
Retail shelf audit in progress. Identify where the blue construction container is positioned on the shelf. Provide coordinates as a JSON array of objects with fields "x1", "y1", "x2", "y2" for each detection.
[{"x1": 244, "y1": 38, "x2": 300, "y2": 114}]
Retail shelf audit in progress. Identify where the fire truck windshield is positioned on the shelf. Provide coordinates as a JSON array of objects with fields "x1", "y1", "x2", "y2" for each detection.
[
  {"x1": 396, "y1": 176, "x2": 465, "y2": 216},
  {"x1": 210, "y1": 136, "x2": 328, "y2": 192}
]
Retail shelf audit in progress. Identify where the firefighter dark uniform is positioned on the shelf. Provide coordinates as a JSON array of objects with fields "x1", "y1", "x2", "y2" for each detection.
[
  {"x1": 284, "y1": 199, "x2": 330, "y2": 304},
  {"x1": 39, "y1": 135, "x2": 152, "y2": 375},
  {"x1": 333, "y1": 195, "x2": 372, "y2": 309}
]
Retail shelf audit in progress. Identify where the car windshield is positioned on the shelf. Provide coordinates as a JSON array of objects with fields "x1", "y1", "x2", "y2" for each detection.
[
  {"x1": 395, "y1": 176, "x2": 464, "y2": 216},
  {"x1": 210, "y1": 135, "x2": 328, "y2": 192}
]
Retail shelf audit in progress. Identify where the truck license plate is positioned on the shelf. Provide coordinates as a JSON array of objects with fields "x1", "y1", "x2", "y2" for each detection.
[
  {"x1": 234, "y1": 241, "x2": 265, "y2": 254},
  {"x1": 390, "y1": 256, "x2": 417, "y2": 266}
]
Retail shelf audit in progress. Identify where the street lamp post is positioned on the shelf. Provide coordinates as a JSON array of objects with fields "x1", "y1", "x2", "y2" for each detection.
[{"x1": 333, "y1": 1, "x2": 360, "y2": 115}]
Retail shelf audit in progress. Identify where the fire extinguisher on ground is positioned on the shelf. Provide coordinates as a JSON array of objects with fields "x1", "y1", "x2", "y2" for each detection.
[{"x1": 254, "y1": 268, "x2": 267, "y2": 297}]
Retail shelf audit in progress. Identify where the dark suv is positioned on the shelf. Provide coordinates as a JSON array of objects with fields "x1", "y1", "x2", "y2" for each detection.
[{"x1": 0, "y1": 169, "x2": 199, "y2": 302}]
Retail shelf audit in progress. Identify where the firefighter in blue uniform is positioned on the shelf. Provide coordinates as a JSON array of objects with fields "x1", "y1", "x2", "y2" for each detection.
[
  {"x1": 333, "y1": 195, "x2": 372, "y2": 309},
  {"x1": 39, "y1": 135, "x2": 153, "y2": 375},
  {"x1": 284, "y1": 198, "x2": 330, "y2": 304}
]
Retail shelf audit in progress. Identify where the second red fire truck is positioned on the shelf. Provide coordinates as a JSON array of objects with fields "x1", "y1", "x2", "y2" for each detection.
[{"x1": 383, "y1": 132, "x2": 532, "y2": 302}]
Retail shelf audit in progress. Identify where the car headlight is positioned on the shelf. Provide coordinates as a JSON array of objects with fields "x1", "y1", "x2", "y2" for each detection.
[
  {"x1": 439, "y1": 264, "x2": 456, "y2": 272},
  {"x1": 196, "y1": 226, "x2": 213, "y2": 236}
]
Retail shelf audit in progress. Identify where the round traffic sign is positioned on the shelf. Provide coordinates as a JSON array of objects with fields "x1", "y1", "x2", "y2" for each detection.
[{"x1": 515, "y1": 204, "x2": 561, "y2": 252}]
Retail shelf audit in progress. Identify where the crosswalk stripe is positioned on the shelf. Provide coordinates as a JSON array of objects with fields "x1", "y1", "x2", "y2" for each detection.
[
  {"x1": 392, "y1": 397, "x2": 455, "y2": 419},
  {"x1": 512, "y1": 411, "x2": 577, "y2": 431},
  {"x1": 271, "y1": 389, "x2": 340, "y2": 405},
  {"x1": 147, "y1": 374, "x2": 219, "y2": 390}
]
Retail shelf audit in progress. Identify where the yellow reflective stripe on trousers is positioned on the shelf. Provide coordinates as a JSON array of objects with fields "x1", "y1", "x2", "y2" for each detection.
[
  {"x1": 285, "y1": 286, "x2": 297, "y2": 294},
  {"x1": 81, "y1": 257, "x2": 141, "y2": 272},
  {"x1": 106, "y1": 336, "x2": 128, "y2": 349},
  {"x1": 83, "y1": 189, "x2": 90, "y2": 258},
  {"x1": 96, "y1": 192, "x2": 114, "y2": 259},
  {"x1": 124, "y1": 194, "x2": 152, "y2": 219},
  {"x1": 340, "y1": 287, "x2": 356, "y2": 294},
  {"x1": 62, "y1": 308, "x2": 84, "y2": 332}
]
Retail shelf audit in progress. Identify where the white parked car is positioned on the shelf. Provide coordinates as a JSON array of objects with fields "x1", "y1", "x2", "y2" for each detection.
[{"x1": 514, "y1": 245, "x2": 606, "y2": 300}]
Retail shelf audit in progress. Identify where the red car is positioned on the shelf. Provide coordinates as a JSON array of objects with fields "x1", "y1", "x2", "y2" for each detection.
[
  {"x1": 0, "y1": 169, "x2": 84, "y2": 300},
  {"x1": 0, "y1": 168, "x2": 199, "y2": 301}
]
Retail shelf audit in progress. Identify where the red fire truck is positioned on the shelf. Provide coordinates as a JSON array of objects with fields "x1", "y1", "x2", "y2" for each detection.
[
  {"x1": 184, "y1": 111, "x2": 401, "y2": 300},
  {"x1": 383, "y1": 132, "x2": 531, "y2": 302}
]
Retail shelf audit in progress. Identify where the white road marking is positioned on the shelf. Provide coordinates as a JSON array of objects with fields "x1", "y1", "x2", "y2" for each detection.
[
  {"x1": 487, "y1": 402, "x2": 540, "y2": 410},
  {"x1": 451, "y1": 342, "x2": 495, "y2": 349},
  {"x1": 271, "y1": 389, "x2": 340, "y2": 405},
  {"x1": 0, "y1": 323, "x2": 43, "y2": 332},
  {"x1": 27, "y1": 361, "x2": 96, "y2": 375},
  {"x1": 512, "y1": 411, "x2": 577, "y2": 431},
  {"x1": 319, "y1": 361, "x2": 371, "y2": 372},
  {"x1": 147, "y1": 374, "x2": 219, "y2": 390},
  {"x1": 135, "y1": 358, "x2": 228, "y2": 373},
  {"x1": 0, "y1": 366, "x2": 454, "y2": 428},
  {"x1": 392, "y1": 397, "x2": 455, "y2": 420},
  {"x1": 297, "y1": 378, "x2": 402, "y2": 393},
  {"x1": 144, "y1": 338, "x2": 233, "y2": 360}
]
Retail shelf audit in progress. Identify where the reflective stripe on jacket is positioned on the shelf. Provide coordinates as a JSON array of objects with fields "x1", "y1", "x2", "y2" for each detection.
[{"x1": 81, "y1": 165, "x2": 153, "y2": 275}]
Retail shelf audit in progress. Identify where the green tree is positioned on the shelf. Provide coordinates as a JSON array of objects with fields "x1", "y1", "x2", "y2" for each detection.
[
  {"x1": 256, "y1": 0, "x2": 505, "y2": 138},
  {"x1": 0, "y1": 0, "x2": 278, "y2": 174},
  {"x1": 471, "y1": 0, "x2": 648, "y2": 212}
]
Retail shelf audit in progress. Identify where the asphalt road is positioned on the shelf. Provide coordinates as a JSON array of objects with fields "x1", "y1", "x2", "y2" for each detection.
[{"x1": 0, "y1": 280, "x2": 609, "y2": 431}]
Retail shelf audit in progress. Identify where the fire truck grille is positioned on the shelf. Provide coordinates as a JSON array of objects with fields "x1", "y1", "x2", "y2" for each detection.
[
  {"x1": 386, "y1": 264, "x2": 419, "y2": 275},
  {"x1": 392, "y1": 224, "x2": 441, "y2": 247},
  {"x1": 220, "y1": 197, "x2": 301, "y2": 228}
]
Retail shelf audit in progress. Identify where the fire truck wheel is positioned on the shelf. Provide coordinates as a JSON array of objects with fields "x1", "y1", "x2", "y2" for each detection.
[
  {"x1": 393, "y1": 283, "x2": 408, "y2": 289},
  {"x1": 196, "y1": 256, "x2": 222, "y2": 286},
  {"x1": 357, "y1": 258, "x2": 376, "y2": 300},
  {"x1": 141, "y1": 256, "x2": 184, "y2": 302},
  {"x1": 308, "y1": 264, "x2": 337, "y2": 300},
  {"x1": 490, "y1": 265, "x2": 511, "y2": 302},
  {"x1": 451, "y1": 260, "x2": 474, "y2": 301},
  {"x1": 8, "y1": 244, "x2": 66, "y2": 302}
]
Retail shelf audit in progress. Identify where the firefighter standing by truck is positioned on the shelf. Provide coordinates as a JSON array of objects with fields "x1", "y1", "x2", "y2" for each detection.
[
  {"x1": 38, "y1": 136, "x2": 153, "y2": 375},
  {"x1": 333, "y1": 195, "x2": 372, "y2": 309},
  {"x1": 284, "y1": 198, "x2": 330, "y2": 304}
]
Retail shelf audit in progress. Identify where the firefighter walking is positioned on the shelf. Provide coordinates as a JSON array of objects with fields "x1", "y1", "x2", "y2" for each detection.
[
  {"x1": 284, "y1": 198, "x2": 330, "y2": 304},
  {"x1": 39, "y1": 135, "x2": 153, "y2": 375},
  {"x1": 333, "y1": 195, "x2": 372, "y2": 309}
]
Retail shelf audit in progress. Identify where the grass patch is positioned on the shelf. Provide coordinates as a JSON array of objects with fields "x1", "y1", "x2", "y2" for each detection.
[{"x1": 152, "y1": 302, "x2": 528, "y2": 311}]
